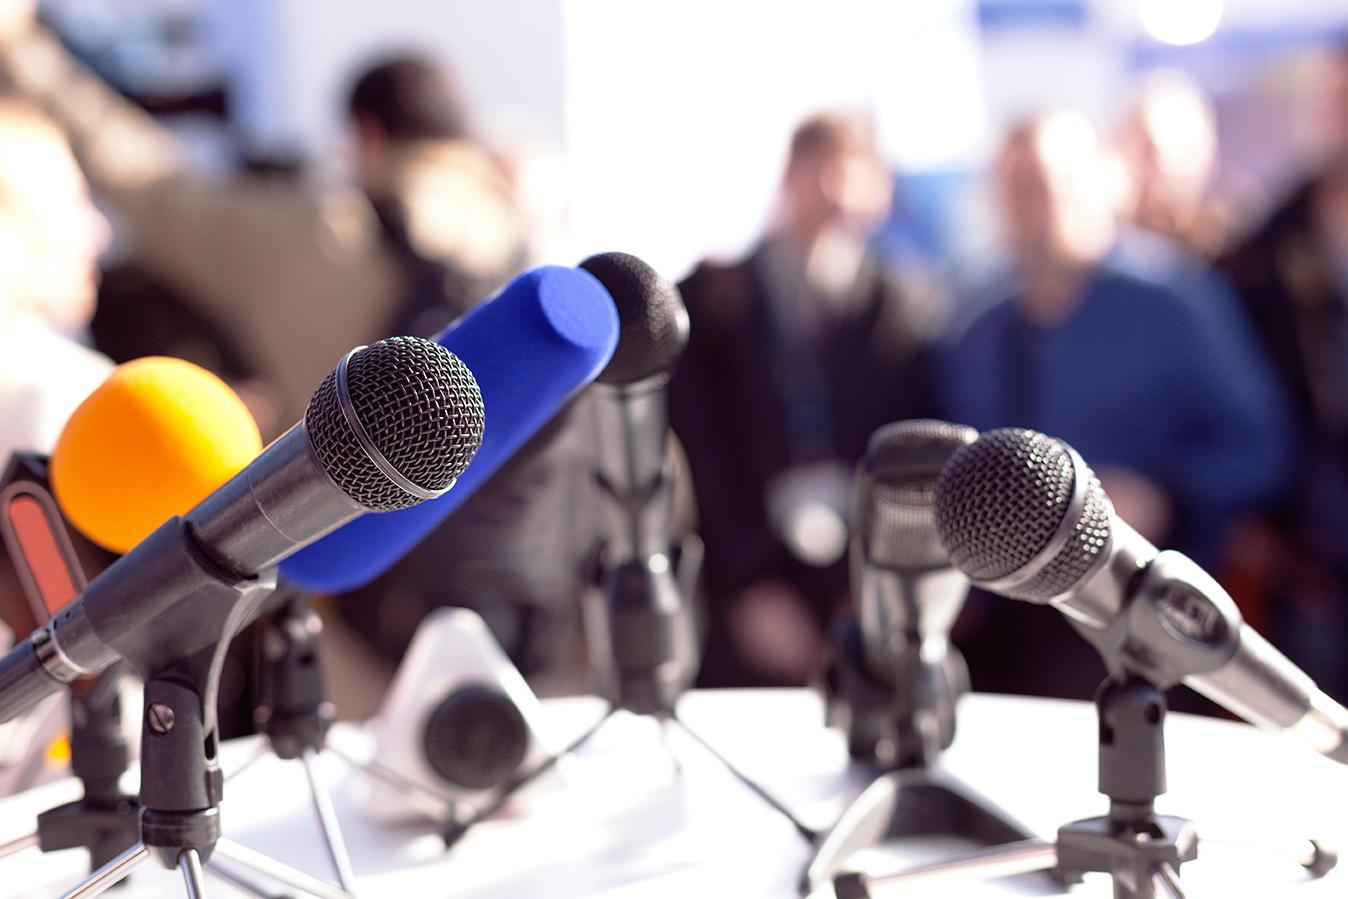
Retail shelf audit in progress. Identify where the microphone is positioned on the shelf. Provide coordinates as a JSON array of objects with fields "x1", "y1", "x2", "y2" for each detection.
[
  {"x1": 933, "y1": 427, "x2": 1348, "y2": 764},
  {"x1": 576, "y1": 251, "x2": 697, "y2": 713},
  {"x1": 281, "y1": 265, "x2": 618, "y2": 592},
  {"x1": 0, "y1": 337, "x2": 485, "y2": 722},
  {"x1": 853, "y1": 419, "x2": 976, "y2": 680},
  {"x1": 839, "y1": 420, "x2": 976, "y2": 764},
  {"x1": 51, "y1": 356, "x2": 264, "y2": 554}
]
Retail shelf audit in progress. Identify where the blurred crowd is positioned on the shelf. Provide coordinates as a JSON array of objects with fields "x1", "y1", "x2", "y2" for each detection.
[{"x1": 0, "y1": 5, "x2": 1345, "y2": 710}]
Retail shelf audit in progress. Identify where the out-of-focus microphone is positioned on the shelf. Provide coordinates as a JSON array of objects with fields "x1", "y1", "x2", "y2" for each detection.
[
  {"x1": 576, "y1": 252, "x2": 697, "y2": 713},
  {"x1": 51, "y1": 356, "x2": 264, "y2": 554},
  {"x1": 853, "y1": 420, "x2": 976, "y2": 680},
  {"x1": 281, "y1": 265, "x2": 618, "y2": 593},
  {"x1": 934, "y1": 427, "x2": 1348, "y2": 764},
  {"x1": 837, "y1": 420, "x2": 976, "y2": 764},
  {"x1": 0, "y1": 337, "x2": 485, "y2": 722}
]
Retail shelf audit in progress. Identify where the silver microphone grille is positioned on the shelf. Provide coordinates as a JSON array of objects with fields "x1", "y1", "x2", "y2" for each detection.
[
  {"x1": 305, "y1": 337, "x2": 485, "y2": 512},
  {"x1": 933, "y1": 427, "x2": 1112, "y2": 601},
  {"x1": 859, "y1": 419, "x2": 978, "y2": 570}
]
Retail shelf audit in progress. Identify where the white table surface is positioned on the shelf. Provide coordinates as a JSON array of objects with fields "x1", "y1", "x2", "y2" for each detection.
[{"x1": 0, "y1": 689, "x2": 1343, "y2": 898}]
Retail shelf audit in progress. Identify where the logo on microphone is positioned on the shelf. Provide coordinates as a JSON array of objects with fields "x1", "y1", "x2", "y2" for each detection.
[{"x1": 1155, "y1": 585, "x2": 1228, "y2": 649}]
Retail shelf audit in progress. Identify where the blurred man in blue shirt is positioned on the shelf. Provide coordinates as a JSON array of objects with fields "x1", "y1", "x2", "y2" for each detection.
[{"x1": 940, "y1": 111, "x2": 1293, "y2": 699}]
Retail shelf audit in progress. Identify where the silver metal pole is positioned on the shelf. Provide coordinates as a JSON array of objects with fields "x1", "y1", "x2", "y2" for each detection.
[
  {"x1": 61, "y1": 843, "x2": 152, "y2": 899},
  {"x1": 1152, "y1": 863, "x2": 1185, "y2": 899},
  {"x1": 178, "y1": 849, "x2": 208, "y2": 899},
  {"x1": 865, "y1": 839, "x2": 1058, "y2": 894},
  {"x1": 213, "y1": 838, "x2": 354, "y2": 899},
  {"x1": 302, "y1": 749, "x2": 358, "y2": 893},
  {"x1": 0, "y1": 831, "x2": 39, "y2": 860}
]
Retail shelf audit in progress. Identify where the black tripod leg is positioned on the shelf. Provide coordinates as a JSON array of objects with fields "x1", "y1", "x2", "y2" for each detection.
[
  {"x1": 443, "y1": 706, "x2": 617, "y2": 848},
  {"x1": 664, "y1": 706, "x2": 817, "y2": 845}
]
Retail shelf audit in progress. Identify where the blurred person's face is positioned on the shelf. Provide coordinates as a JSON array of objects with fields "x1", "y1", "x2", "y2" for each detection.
[
  {"x1": 996, "y1": 115, "x2": 1115, "y2": 271},
  {"x1": 0, "y1": 129, "x2": 108, "y2": 333},
  {"x1": 1117, "y1": 83, "x2": 1216, "y2": 230},
  {"x1": 784, "y1": 135, "x2": 892, "y2": 238}
]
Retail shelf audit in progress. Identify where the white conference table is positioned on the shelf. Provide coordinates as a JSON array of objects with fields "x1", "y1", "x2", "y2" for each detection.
[{"x1": 0, "y1": 689, "x2": 1343, "y2": 898}]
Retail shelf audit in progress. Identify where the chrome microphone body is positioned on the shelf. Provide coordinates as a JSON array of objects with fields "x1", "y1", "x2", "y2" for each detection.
[{"x1": 935, "y1": 427, "x2": 1348, "y2": 764}]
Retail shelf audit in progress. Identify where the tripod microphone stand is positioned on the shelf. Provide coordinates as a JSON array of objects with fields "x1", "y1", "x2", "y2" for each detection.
[
  {"x1": 835, "y1": 608, "x2": 1339, "y2": 899},
  {"x1": 805, "y1": 613, "x2": 1048, "y2": 892},
  {"x1": 441, "y1": 534, "x2": 819, "y2": 849},
  {"x1": 0, "y1": 668, "x2": 140, "y2": 882},
  {"x1": 53, "y1": 520, "x2": 362, "y2": 899}
]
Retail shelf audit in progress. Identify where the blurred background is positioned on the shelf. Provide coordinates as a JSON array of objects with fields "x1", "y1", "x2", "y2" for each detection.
[{"x1": 1, "y1": 0, "x2": 1346, "y2": 724}]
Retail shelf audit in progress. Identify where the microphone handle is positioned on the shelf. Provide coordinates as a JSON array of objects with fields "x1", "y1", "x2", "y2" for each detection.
[
  {"x1": 0, "y1": 637, "x2": 64, "y2": 723},
  {"x1": 1187, "y1": 623, "x2": 1348, "y2": 764}
]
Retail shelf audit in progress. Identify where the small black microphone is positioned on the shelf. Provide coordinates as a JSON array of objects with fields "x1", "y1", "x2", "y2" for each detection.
[
  {"x1": 578, "y1": 252, "x2": 697, "y2": 713},
  {"x1": 934, "y1": 427, "x2": 1348, "y2": 764}
]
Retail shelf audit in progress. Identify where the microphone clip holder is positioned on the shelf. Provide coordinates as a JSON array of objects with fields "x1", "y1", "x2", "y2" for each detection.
[
  {"x1": 835, "y1": 624, "x2": 1337, "y2": 898},
  {"x1": 0, "y1": 669, "x2": 141, "y2": 876},
  {"x1": 40, "y1": 673, "x2": 139, "y2": 871},
  {"x1": 53, "y1": 518, "x2": 355, "y2": 899}
]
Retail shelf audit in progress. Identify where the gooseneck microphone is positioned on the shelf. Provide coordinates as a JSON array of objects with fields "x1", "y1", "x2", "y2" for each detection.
[
  {"x1": 840, "y1": 420, "x2": 977, "y2": 765},
  {"x1": 577, "y1": 251, "x2": 697, "y2": 714},
  {"x1": 934, "y1": 427, "x2": 1348, "y2": 764},
  {"x1": 0, "y1": 337, "x2": 485, "y2": 723}
]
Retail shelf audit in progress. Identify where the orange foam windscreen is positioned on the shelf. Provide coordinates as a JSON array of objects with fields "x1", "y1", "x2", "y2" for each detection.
[{"x1": 51, "y1": 357, "x2": 263, "y2": 554}]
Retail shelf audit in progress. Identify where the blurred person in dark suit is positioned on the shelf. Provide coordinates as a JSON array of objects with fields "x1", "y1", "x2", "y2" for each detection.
[
  {"x1": 670, "y1": 113, "x2": 937, "y2": 687},
  {"x1": 1220, "y1": 49, "x2": 1348, "y2": 696},
  {"x1": 0, "y1": 100, "x2": 111, "y2": 460},
  {"x1": 0, "y1": 8, "x2": 522, "y2": 433},
  {"x1": 941, "y1": 111, "x2": 1292, "y2": 701}
]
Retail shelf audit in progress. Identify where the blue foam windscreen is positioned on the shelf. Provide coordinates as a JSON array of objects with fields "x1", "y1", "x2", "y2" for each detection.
[{"x1": 281, "y1": 266, "x2": 618, "y2": 592}]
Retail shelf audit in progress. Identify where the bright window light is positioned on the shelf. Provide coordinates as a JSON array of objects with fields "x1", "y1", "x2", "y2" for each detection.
[{"x1": 1139, "y1": 0, "x2": 1223, "y2": 46}]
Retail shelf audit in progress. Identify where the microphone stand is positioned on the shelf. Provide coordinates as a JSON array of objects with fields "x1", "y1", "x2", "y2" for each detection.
[
  {"x1": 225, "y1": 586, "x2": 459, "y2": 895},
  {"x1": 441, "y1": 533, "x2": 819, "y2": 849},
  {"x1": 833, "y1": 616, "x2": 1338, "y2": 899},
  {"x1": 54, "y1": 520, "x2": 358, "y2": 899},
  {"x1": 804, "y1": 614, "x2": 1052, "y2": 893},
  {"x1": 0, "y1": 668, "x2": 139, "y2": 881}
]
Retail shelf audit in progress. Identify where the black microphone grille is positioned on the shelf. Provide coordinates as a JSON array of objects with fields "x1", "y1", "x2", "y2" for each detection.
[
  {"x1": 861, "y1": 419, "x2": 977, "y2": 570},
  {"x1": 579, "y1": 252, "x2": 689, "y2": 385},
  {"x1": 933, "y1": 428, "x2": 1112, "y2": 601},
  {"x1": 306, "y1": 337, "x2": 485, "y2": 512}
]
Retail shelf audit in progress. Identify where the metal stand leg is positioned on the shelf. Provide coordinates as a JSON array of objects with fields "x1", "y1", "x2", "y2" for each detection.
[
  {"x1": 60, "y1": 843, "x2": 152, "y2": 899},
  {"x1": 834, "y1": 838, "x2": 1059, "y2": 897},
  {"x1": 179, "y1": 849, "x2": 208, "y2": 899},
  {"x1": 0, "y1": 832, "x2": 39, "y2": 860},
  {"x1": 206, "y1": 860, "x2": 285, "y2": 898},
  {"x1": 301, "y1": 749, "x2": 358, "y2": 893},
  {"x1": 1151, "y1": 864, "x2": 1184, "y2": 899},
  {"x1": 224, "y1": 742, "x2": 270, "y2": 784},
  {"x1": 665, "y1": 706, "x2": 818, "y2": 845},
  {"x1": 659, "y1": 717, "x2": 684, "y2": 777},
  {"x1": 326, "y1": 744, "x2": 455, "y2": 823},
  {"x1": 213, "y1": 838, "x2": 354, "y2": 899}
]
